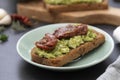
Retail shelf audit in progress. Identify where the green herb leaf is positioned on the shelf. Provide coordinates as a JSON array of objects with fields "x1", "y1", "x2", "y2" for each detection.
[
  {"x1": 11, "y1": 21, "x2": 26, "y2": 32},
  {"x1": 0, "y1": 34, "x2": 8, "y2": 42}
]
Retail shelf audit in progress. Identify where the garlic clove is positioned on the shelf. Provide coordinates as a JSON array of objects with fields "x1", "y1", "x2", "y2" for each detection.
[
  {"x1": 0, "y1": 9, "x2": 8, "y2": 20},
  {"x1": 113, "y1": 26, "x2": 120, "y2": 43},
  {"x1": 0, "y1": 15, "x2": 12, "y2": 25}
]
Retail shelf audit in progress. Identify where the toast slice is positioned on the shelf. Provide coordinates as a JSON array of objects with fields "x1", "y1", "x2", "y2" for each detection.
[
  {"x1": 31, "y1": 30, "x2": 105, "y2": 67},
  {"x1": 44, "y1": 0, "x2": 108, "y2": 14}
]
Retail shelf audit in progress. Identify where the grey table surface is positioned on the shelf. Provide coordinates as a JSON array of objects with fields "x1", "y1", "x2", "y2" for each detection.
[{"x1": 0, "y1": 0, "x2": 120, "y2": 80}]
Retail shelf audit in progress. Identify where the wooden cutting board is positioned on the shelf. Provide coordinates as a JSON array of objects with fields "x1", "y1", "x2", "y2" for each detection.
[{"x1": 17, "y1": 1, "x2": 120, "y2": 25}]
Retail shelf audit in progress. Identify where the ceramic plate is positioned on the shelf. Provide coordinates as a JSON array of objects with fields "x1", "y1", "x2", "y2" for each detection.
[{"x1": 16, "y1": 23, "x2": 114, "y2": 71}]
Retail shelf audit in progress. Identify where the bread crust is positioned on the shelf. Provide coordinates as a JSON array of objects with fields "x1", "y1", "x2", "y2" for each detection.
[
  {"x1": 45, "y1": 0, "x2": 108, "y2": 14},
  {"x1": 31, "y1": 30, "x2": 105, "y2": 67}
]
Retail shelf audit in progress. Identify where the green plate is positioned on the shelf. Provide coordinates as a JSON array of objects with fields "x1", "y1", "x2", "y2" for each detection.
[{"x1": 16, "y1": 23, "x2": 114, "y2": 71}]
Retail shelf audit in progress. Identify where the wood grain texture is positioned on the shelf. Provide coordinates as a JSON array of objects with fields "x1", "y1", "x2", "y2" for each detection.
[
  {"x1": 17, "y1": 1, "x2": 54, "y2": 23},
  {"x1": 17, "y1": 1, "x2": 120, "y2": 25},
  {"x1": 56, "y1": 7, "x2": 120, "y2": 25}
]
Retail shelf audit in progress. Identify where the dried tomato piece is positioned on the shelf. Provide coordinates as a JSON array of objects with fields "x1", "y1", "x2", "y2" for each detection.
[
  {"x1": 35, "y1": 33, "x2": 58, "y2": 51},
  {"x1": 53, "y1": 24, "x2": 88, "y2": 39},
  {"x1": 11, "y1": 14, "x2": 32, "y2": 26}
]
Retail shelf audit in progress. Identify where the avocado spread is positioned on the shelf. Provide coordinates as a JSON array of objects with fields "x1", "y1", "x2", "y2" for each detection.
[
  {"x1": 44, "y1": 0, "x2": 102, "y2": 5},
  {"x1": 35, "y1": 28, "x2": 96, "y2": 59}
]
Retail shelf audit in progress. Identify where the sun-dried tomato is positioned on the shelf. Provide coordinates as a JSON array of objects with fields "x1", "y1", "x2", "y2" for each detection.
[
  {"x1": 53, "y1": 24, "x2": 88, "y2": 39},
  {"x1": 11, "y1": 14, "x2": 32, "y2": 26},
  {"x1": 35, "y1": 33, "x2": 58, "y2": 51}
]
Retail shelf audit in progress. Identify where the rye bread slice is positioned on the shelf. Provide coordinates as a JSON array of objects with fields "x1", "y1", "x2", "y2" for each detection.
[
  {"x1": 45, "y1": 0, "x2": 108, "y2": 14},
  {"x1": 31, "y1": 30, "x2": 105, "y2": 67}
]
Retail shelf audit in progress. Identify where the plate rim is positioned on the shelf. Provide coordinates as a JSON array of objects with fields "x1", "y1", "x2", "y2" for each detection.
[{"x1": 16, "y1": 23, "x2": 114, "y2": 71}]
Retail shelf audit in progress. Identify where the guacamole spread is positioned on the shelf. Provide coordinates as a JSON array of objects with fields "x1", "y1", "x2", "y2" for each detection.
[
  {"x1": 35, "y1": 29, "x2": 96, "y2": 59},
  {"x1": 44, "y1": 0, "x2": 102, "y2": 5}
]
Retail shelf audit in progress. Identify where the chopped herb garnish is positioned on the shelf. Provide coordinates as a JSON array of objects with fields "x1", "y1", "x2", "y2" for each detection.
[
  {"x1": 0, "y1": 34, "x2": 8, "y2": 42},
  {"x1": 11, "y1": 21, "x2": 26, "y2": 32}
]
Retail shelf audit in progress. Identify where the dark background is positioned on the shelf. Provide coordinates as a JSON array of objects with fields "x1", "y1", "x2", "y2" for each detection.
[{"x1": 0, "y1": 0, "x2": 120, "y2": 80}]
